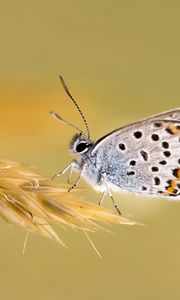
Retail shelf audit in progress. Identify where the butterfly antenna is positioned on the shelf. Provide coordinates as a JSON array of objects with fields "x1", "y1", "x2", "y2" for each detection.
[
  {"x1": 50, "y1": 111, "x2": 84, "y2": 136},
  {"x1": 59, "y1": 75, "x2": 90, "y2": 139}
]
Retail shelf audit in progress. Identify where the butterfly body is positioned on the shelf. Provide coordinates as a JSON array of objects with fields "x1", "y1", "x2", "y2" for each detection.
[{"x1": 70, "y1": 109, "x2": 180, "y2": 199}]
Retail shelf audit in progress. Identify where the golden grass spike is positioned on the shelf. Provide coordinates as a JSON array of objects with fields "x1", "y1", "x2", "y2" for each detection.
[{"x1": 0, "y1": 159, "x2": 137, "y2": 244}]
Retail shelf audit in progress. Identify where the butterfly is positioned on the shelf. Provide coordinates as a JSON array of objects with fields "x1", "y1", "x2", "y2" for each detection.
[{"x1": 51, "y1": 76, "x2": 180, "y2": 214}]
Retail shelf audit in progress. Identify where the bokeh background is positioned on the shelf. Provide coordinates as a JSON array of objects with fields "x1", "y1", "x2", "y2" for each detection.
[{"x1": 1, "y1": 1, "x2": 180, "y2": 299}]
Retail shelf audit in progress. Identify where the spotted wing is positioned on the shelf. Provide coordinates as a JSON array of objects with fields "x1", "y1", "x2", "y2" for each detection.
[{"x1": 92, "y1": 108, "x2": 180, "y2": 198}]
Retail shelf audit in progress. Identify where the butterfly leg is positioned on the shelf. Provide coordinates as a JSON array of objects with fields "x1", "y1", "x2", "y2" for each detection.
[
  {"x1": 98, "y1": 192, "x2": 106, "y2": 206},
  {"x1": 67, "y1": 166, "x2": 73, "y2": 185},
  {"x1": 68, "y1": 167, "x2": 84, "y2": 192},
  {"x1": 51, "y1": 163, "x2": 73, "y2": 180},
  {"x1": 52, "y1": 161, "x2": 79, "y2": 183},
  {"x1": 101, "y1": 173, "x2": 122, "y2": 215},
  {"x1": 107, "y1": 187, "x2": 122, "y2": 215}
]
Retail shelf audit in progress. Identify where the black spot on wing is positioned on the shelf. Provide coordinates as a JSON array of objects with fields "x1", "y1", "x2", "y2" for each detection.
[
  {"x1": 153, "y1": 122, "x2": 162, "y2": 128},
  {"x1": 165, "y1": 127, "x2": 174, "y2": 135},
  {"x1": 154, "y1": 177, "x2": 161, "y2": 185},
  {"x1": 151, "y1": 134, "x2": 159, "y2": 141},
  {"x1": 127, "y1": 171, "x2": 135, "y2": 176},
  {"x1": 140, "y1": 150, "x2": 148, "y2": 161},
  {"x1": 129, "y1": 160, "x2": 136, "y2": 166},
  {"x1": 118, "y1": 143, "x2": 126, "y2": 151},
  {"x1": 151, "y1": 166, "x2": 159, "y2": 172},
  {"x1": 133, "y1": 131, "x2": 142, "y2": 139},
  {"x1": 159, "y1": 160, "x2": 167, "y2": 165},
  {"x1": 162, "y1": 141, "x2": 169, "y2": 149},
  {"x1": 142, "y1": 186, "x2": 147, "y2": 191},
  {"x1": 163, "y1": 151, "x2": 171, "y2": 157}
]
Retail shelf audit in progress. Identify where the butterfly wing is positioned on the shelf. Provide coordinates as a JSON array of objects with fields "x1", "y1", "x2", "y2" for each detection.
[{"x1": 92, "y1": 108, "x2": 180, "y2": 198}]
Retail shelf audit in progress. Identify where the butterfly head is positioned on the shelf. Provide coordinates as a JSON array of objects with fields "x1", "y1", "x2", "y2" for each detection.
[
  {"x1": 69, "y1": 134, "x2": 93, "y2": 155},
  {"x1": 51, "y1": 76, "x2": 93, "y2": 156}
]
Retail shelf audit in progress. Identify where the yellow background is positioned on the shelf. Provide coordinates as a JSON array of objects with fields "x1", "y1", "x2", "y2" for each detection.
[{"x1": 0, "y1": 1, "x2": 180, "y2": 299}]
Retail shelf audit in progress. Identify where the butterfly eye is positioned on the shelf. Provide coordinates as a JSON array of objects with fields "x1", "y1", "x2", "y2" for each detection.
[{"x1": 76, "y1": 142, "x2": 89, "y2": 153}]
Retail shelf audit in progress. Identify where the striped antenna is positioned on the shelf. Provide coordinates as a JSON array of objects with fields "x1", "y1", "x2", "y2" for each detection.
[
  {"x1": 50, "y1": 111, "x2": 84, "y2": 136},
  {"x1": 59, "y1": 76, "x2": 90, "y2": 139}
]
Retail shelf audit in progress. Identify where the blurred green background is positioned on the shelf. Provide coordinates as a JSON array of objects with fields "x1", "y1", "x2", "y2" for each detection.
[{"x1": 0, "y1": 1, "x2": 180, "y2": 299}]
